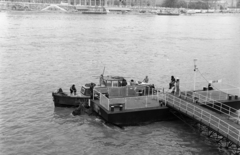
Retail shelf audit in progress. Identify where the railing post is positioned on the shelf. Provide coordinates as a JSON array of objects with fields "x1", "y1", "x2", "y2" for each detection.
[
  {"x1": 192, "y1": 92, "x2": 195, "y2": 102},
  {"x1": 238, "y1": 132, "x2": 240, "y2": 142},
  {"x1": 146, "y1": 96, "x2": 148, "y2": 107},
  {"x1": 207, "y1": 88, "x2": 209, "y2": 99},
  {"x1": 209, "y1": 114, "x2": 211, "y2": 124},
  {"x1": 227, "y1": 126, "x2": 230, "y2": 135},
  {"x1": 164, "y1": 93, "x2": 166, "y2": 106},
  {"x1": 238, "y1": 112, "x2": 240, "y2": 122},
  {"x1": 193, "y1": 106, "x2": 196, "y2": 116},
  {"x1": 239, "y1": 87, "x2": 240, "y2": 96},
  {"x1": 173, "y1": 94, "x2": 175, "y2": 105},
  {"x1": 125, "y1": 98, "x2": 127, "y2": 109},
  {"x1": 219, "y1": 90, "x2": 221, "y2": 100},
  {"x1": 152, "y1": 88, "x2": 153, "y2": 98}
]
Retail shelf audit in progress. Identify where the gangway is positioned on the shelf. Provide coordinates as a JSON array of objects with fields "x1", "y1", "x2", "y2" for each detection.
[{"x1": 163, "y1": 92, "x2": 240, "y2": 154}]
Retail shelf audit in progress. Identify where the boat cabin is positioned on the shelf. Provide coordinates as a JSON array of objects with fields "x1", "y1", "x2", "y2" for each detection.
[
  {"x1": 96, "y1": 75, "x2": 155, "y2": 98},
  {"x1": 81, "y1": 83, "x2": 96, "y2": 96},
  {"x1": 100, "y1": 76, "x2": 127, "y2": 87}
]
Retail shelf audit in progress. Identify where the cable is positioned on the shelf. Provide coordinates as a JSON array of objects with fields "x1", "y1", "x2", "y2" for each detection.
[{"x1": 197, "y1": 69, "x2": 221, "y2": 91}]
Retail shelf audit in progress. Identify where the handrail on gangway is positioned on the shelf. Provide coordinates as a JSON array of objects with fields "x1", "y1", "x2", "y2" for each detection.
[
  {"x1": 165, "y1": 93, "x2": 240, "y2": 145},
  {"x1": 177, "y1": 87, "x2": 240, "y2": 123}
]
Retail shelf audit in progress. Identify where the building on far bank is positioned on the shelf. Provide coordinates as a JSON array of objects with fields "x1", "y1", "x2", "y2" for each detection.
[{"x1": 0, "y1": 0, "x2": 238, "y2": 8}]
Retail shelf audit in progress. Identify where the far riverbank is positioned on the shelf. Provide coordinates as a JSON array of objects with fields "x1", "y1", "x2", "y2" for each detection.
[{"x1": 1, "y1": 1, "x2": 240, "y2": 14}]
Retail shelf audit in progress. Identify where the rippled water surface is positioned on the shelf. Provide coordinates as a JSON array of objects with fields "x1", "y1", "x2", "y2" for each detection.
[{"x1": 0, "y1": 12, "x2": 240, "y2": 155}]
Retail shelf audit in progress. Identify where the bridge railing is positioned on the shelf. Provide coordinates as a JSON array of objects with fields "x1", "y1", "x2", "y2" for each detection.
[{"x1": 166, "y1": 93, "x2": 240, "y2": 144}]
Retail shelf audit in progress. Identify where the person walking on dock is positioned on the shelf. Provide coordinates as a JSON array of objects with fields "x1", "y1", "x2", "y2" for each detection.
[{"x1": 70, "y1": 84, "x2": 77, "y2": 95}]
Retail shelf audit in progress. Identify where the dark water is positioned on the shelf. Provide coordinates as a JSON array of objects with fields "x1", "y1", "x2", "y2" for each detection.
[{"x1": 0, "y1": 12, "x2": 240, "y2": 155}]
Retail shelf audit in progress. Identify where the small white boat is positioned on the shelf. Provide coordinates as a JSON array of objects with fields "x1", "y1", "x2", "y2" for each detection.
[{"x1": 207, "y1": 9, "x2": 214, "y2": 13}]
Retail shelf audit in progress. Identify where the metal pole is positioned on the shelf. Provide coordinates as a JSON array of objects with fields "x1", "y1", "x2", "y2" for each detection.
[
  {"x1": 193, "y1": 59, "x2": 198, "y2": 92},
  {"x1": 146, "y1": 96, "x2": 148, "y2": 107}
]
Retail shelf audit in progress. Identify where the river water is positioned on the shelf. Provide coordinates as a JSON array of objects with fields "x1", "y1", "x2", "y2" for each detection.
[{"x1": 0, "y1": 11, "x2": 240, "y2": 155}]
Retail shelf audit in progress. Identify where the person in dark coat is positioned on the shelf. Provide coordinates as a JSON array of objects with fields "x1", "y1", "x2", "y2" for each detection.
[
  {"x1": 169, "y1": 76, "x2": 175, "y2": 89},
  {"x1": 122, "y1": 79, "x2": 127, "y2": 86},
  {"x1": 70, "y1": 84, "x2": 77, "y2": 95}
]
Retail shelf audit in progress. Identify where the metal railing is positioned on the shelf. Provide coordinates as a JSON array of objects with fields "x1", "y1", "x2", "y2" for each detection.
[
  {"x1": 94, "y1": 87, "x2": 165, "y2": 110},
  {"x1": 177, "y1": 86, "x2": 240, "y2": 123},
  {"x1": 181, "y1": 81, "x2": 240, "y2": 99},
  {"x1": 99, "y1": 93, "x2": 109, "y2": 110},
  {"x1": 166, "y1": 93, "x2": 240, "y2": 144}
]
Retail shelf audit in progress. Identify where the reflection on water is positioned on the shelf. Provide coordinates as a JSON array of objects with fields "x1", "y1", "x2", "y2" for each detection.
[{"x1": 0, "y1": 12, "x2": 239, "y2": 155}]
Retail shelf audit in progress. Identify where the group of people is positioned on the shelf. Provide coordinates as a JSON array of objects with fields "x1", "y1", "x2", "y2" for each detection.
[
  {"x1": 61, "y1": 75, "x2": 181, "y2": 96},
  {"x1": 130, "y1": 76, "x2": 149, "y2": 86},
  {"x1": 66, "y1": 75, "x2": 181, "y2": 96},
  {"x1": 169, "y1": 76, "x2": 180, "y2": 95}
]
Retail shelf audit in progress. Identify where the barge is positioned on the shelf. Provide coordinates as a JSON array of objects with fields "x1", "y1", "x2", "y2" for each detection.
[{"x1": 90, "y1": 76, "x2": 174, "y2": 126}]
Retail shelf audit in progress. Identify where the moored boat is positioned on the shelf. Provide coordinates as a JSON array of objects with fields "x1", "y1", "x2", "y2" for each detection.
[
  {"x1": 82, "y1": 6, "x2": 108, "y2": 14},
  {"x1": 52, "y1": 83, "x2": 95, "y2": 107},
  {"x1": 157, "y1": 12, "x2": 180, "y2": 16},
  {"x1": 157, "y1": 10, "x2": 180, "y2": 16}
]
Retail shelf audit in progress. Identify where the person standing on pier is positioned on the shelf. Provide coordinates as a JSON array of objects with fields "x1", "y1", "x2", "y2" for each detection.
[
  {"x1": 175, "y1": 78, "x2": 180, "y2": 96},
  {"x1": 169, "y1": 76, "x2": 175, "y2": 89},
  {"x1": 143, "y1": 76, "x2": 149, "y2": 83},
  {"x1": 99, "y1": 74, "x2": 104, "y2": 86}
]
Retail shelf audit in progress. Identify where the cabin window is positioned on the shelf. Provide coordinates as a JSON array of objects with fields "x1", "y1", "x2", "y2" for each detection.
[
  {"x1": 106, "y1": 81, "x2": 112, "y2": 87},
  {"x1": 112, "y1": 81, "x2": 118, "y2": 87}
]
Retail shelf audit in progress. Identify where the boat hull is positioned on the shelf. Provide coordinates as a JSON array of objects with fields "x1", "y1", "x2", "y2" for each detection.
[
  {"x1": 91, "y1": 101, "x2": 174, "y2": 126},
  {"x1": 82, "y1": 11, "x2": 107, "y2": 14},
  {"x1": 52, "y1": 92, "x2": 90, "y2": 107},
  {"x1": 157, "y1": 13, "x2": 179, "y2": 16}
]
